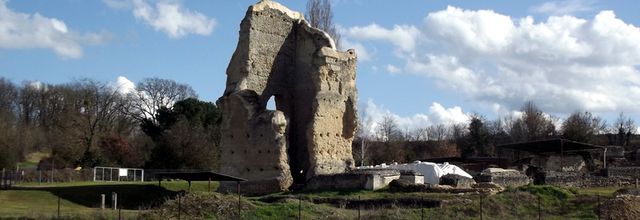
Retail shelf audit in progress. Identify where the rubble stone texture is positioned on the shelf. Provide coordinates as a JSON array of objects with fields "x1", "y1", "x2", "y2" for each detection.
[{"x1": 217, "y1": 0, "x2": 358, "y2": 195}]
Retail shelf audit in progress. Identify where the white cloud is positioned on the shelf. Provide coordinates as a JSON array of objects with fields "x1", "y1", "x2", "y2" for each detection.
[
  {"x1": 0, "y1": 0, "x2": 109, "y2": 58},
  {"x1": 346, "y1": 23, "x2": 420, "y2": 53},
  {"x1": 531, "y1": 0, "x2": 594, "y2": 15},
  {"x1": 347, "y1": 7, "x2": 640, "y2": 115},
  {"x1": 105, "y1": 0, "x2": 216, "y2": 38},
  {"x1": 109, "y1": 76, "x2": 136, "y2": 94},
  {"x1": 340, "y1": 38, "x2": 372, "y2": 61},
  {"x1": 361, "y1": 99, "x2": 470, "y2": 137},
  {"x1": 385, "y1": 64, "x2": 401, "y2": 74}
]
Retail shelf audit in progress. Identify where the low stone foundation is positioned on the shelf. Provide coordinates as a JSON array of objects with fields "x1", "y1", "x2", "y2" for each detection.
[
  {"x1": 605, "y1": 167, "x2": 640, "y2": 178},
  {"x1": 440, "y1": 174, "x2": 476, "y2": 188},
  {"x1": 542, "y1": 171, "x2": 636, "y2": 188},
  {"x1": 478, "y1": 168, "x2": 530, "y2": 187}
]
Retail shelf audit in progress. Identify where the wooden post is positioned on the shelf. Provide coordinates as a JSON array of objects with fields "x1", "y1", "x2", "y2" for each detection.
[
  {"x1": 603, "y1": 148, "x2": 608, "y2": 169},
  {"x1": 358, "y1": 195, "x2": 361, "y2": 220},
  {"x1": 51, "y1": 160, "x2": 54, "y2": 183},
  {"x1": 560, "y1": 139, "x2": 564, "y2": 171},
  {"x1": 208, "y1": 178, "x2": 211, "y2": 192},
  {"x1": 421, "y1": 196, "x2": 424, "y2": 220},
  {"x1": 597, "y1": 194, "x2": 601, "y2": 220},
  {"x1": 237, "y1": 181, "x2": 241, "y2": 218},
  {"x1": 538, "y1": 195, "x2": 542, "y2": 220},
  {"x1": 298, "y1": 194, "x2": 302, "y2": 220},
  {"x1": 480, "y1": 194, "x2": 483, "y2": 220},
  {"x1": 57, "y1": 195, "x2": 61, "y2": 218}
]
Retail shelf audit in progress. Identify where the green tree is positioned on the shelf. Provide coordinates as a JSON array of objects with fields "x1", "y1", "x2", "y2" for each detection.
[
  {"x1": 145, "y1": 98, "x2": 221, "y2": 169},
  {"x1": 465, "y1": 114, "x2": 491, "y2": 157},
  {"x1": 561, "y1": 111, "x2": 606, "y2": 144}
]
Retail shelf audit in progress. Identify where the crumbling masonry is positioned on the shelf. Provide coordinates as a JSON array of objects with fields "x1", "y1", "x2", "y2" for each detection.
[{"x1": 217, "y1": 0, "x2": 358, "y2": 195}]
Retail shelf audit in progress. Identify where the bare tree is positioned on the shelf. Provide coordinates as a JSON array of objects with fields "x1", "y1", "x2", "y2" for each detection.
[
  {"x1": 376, "y1": 114, "x2": 401, "y2": 142},
  {"x1": 610, "y1": 112, "x2": 636, "y2": 146},
  {"x1": 428, "y1": 124, "x2": 449, "y2": 142},
  {"x1": 68, "y1": 80, "x2": 127, "y2": 166},
  {"x1": 0, "y1": 78, "x2": 19, "y2": 168},
  {"x1": 306, "y1": 0, "x2": 341, "y2": 48},
  {"x1": 123, "y1": 77, "x2": 197, "y2": 125}
]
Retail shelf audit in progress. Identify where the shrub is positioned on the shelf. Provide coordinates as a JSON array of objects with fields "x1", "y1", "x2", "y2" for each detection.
[{"x1": 143, "y1": 192, "x2": 254, "y2": 219}]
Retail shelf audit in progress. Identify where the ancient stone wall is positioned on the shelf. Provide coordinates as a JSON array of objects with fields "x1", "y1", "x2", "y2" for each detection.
[{"x1": 217, "y1": 0, "x2": 357, "y2": 195}]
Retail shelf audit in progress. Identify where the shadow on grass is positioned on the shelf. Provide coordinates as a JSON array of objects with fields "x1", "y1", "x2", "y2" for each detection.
[{"x1": 13, "y1": 184, "x2": 179, "y2": 209}]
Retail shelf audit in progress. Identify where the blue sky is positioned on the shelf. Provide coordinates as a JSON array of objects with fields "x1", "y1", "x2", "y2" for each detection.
[{"x1": 1, "y1": 0, "x2": 639, "y2": 131}]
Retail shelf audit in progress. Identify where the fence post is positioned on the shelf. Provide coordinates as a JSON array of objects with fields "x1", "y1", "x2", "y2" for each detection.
[
  {"x1": 480, "y1": 194, "x2": 483, "y2": 220},
  {"x1": 112, "y1": 192, "x2": 118, "y2": 210},
  {"x1": 237, "y1": 181, "x2": 241, "y2": 219},
  {"x1": 101, "y1": 194, "x2": 106, "y2": 209},
  {"x1": 597, "y1": 194, "x2": 600, "y2": 220},
  {"x1": 421, "y1": 195, "x2": 424, "y2": 220},
  {"x1": 358, "y1": 195, "x2": 361, "y2": 220},
  {"x1": 538, "y1": 195, "x2": 542, "y2": 220},
  {"x1": 298, "y1": 194, "x2": 302, "y2": 220},
  {"x1": 57, "y1": 194, "x2": 61, "y2": 218}
]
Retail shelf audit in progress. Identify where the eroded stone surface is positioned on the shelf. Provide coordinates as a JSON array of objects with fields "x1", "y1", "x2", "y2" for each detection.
[{"x1": 217, "y1": 0, "x2": 357, "y2": 195}]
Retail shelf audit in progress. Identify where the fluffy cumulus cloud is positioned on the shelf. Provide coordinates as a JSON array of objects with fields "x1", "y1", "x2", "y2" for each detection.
[
  {"x1": 346, "y1": 6, "x2": 640, "y2": 114},
  {"x1": 361, "y1": 99, "x2": 470, "y2": 136},
  {"x1": 109, "y1": 76, "x2": 136, "y2": 94},
  {"x1": 346, "y1": 24, "x2": 421, "y2": 53},
  {"x1": 104, "y1": 0, "x2": 216, "y2": 38},
  {"x1": 0, "y1": 0, "x2": 108, "y2": 58}
]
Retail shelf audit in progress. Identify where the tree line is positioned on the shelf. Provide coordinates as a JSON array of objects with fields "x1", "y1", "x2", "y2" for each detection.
[
  {"x1": 355, "y1": 101, "x2": 638, "y2": 166},
  {"x1": 0, "y1": 77, "x2": 221, "y2": 170}
]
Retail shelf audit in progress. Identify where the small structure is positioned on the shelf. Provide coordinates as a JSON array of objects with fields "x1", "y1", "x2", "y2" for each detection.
[
  {"x1": 93, "y1": 166, "x2": 144, "y2": 182},
  {"x1": 358, "y1": 161, "x2": 473, "y2": 185},
  {"x1": 155, "y1": 171, "x2": 247, "y2": 192}
]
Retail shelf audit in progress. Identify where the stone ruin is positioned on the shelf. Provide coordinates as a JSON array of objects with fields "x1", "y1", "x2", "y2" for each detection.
[{"x1": 216, "y1": 0, "x2": 358, "y2": 195}]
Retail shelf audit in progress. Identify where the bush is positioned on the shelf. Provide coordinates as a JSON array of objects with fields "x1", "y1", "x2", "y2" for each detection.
[{"x1": 143, "y1": 192, "x2": 254, "y2": 219}]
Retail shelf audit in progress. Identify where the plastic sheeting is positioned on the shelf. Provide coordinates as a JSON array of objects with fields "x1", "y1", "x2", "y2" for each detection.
[{"x1": 358, "y1": 161, "x2": 473, "y2": 185}]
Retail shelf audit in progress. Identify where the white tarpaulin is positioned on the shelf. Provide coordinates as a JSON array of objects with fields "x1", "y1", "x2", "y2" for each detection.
[
  {"x1": 118, "y1": 168, "x2": 128, "y2": 177},
  {"x1": 360, "y1": 161, "x2": 473, "y2": 185}
]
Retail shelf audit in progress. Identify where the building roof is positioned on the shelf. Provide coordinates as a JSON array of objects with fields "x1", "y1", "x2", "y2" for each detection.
[
  {"x1": 155, "y1": 171, "x2": 247, "y2": 182},
  {"x1": 496, "y1": 138, "x2": 604, "y2": 154}
]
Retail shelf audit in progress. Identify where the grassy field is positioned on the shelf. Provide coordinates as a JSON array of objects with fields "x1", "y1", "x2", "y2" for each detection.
[
  {"x1": 0, "y1": 181, "x2": 217, "y2": 219},
  {"x1": 0, "y1": 181, "x2": 621, "y2": 220}
]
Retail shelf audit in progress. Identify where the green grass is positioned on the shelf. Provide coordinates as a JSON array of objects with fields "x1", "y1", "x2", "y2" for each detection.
[
  {"x1": 0, "y1": 181, "x2": 219, "y2": 219},
  {"x1": 0, "y1": 182, "x2": 622, "y2": 220},
  {"x1": 574, "y1": 187, "x2": 619, "y2": 197},
  {"x1": 16, "y1": 151, "x2": 50, "y2": 169}
]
